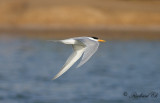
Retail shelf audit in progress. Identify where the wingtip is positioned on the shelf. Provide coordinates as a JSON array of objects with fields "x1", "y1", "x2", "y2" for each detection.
[
  {"x1": 52, "y1": 76, "x2": 57, "y2": 80},
  {"x1": 76, "y1": 63, "x2": 83, "y2": 68},
  {"x1": 52, "y1": 74, "x2": 61, "y2": 80}
]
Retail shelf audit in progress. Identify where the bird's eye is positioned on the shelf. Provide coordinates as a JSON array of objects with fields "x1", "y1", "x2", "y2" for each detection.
[{"x1": 92, "y1": 37, "x2": 98, "y2": 40}]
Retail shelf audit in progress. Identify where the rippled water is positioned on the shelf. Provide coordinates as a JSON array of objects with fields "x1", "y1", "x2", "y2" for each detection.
[{"x1": 0, "y1": 37, "x2": 160, "y2": 103}]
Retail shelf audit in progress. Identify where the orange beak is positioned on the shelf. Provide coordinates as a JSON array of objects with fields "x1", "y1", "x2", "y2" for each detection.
[{"x1": 98, "y1": 39, "x2": 106, "y2": 42}]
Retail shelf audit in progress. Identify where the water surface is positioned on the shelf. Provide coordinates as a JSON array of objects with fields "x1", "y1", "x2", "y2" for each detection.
[{"x1": 0, "y1": 37, "x2": 160, "y2": 103}]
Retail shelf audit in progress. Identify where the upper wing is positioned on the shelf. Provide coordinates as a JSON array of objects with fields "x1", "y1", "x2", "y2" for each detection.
[
  {"x1": 52, "y1": 45, "x2": 85, "y2": 80},
  {"x1": 76, "y1": 40, "x2": 99, "y2": 68}
]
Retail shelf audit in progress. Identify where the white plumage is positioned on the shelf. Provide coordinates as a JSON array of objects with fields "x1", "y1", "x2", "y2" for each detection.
[{"x1": 49, "y1": 37, "x2": 105, "y2": 80}]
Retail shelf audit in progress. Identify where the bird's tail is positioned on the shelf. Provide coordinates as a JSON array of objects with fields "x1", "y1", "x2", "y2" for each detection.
[{"x1": 47, "y1": 40, "x2": 60, "y2": 42}]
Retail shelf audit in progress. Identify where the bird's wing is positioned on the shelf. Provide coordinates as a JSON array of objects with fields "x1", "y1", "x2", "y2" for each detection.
[
  {"x1": 52, "y1": 45, "x2": 85, "y2": 80},
  {"x1": 76, "y1": 40, "x2": 99, "y2": 68}
]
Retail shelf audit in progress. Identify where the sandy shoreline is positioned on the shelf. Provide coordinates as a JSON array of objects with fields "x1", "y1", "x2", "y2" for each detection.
[{"x1": 0, "y1": 0, "x2": 160, "y2": 26}]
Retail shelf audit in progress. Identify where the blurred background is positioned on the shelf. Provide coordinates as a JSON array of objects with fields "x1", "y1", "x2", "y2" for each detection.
[
  {"x1": 0, "y1": 0, "x2": 160, "y2": 103},
  {"x1": 0, "y1": 0, "x2": 160, "y2": 39}
]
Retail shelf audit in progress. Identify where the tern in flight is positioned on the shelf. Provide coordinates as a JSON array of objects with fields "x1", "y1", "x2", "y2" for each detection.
[{"x1": 50, "y1": 37, "x2": 105, "y2": 80}]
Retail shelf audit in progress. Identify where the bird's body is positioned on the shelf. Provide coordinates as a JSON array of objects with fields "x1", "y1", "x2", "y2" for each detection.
[{"x1": 50, "y1": 37, "x2": 105, "y2": 80}]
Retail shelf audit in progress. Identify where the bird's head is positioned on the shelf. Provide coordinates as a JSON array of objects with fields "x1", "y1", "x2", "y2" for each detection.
[{"x1": 91, "y1": 37, "x2": 106, "y2": 42}]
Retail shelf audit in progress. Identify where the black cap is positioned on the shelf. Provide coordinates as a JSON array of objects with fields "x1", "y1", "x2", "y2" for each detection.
[{"x1": 91, "y1": 37, "x2": 98, "y2": 40}]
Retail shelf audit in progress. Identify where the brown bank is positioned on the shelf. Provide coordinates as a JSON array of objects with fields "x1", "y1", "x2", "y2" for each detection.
[{"x1": 0, "y1": 0, "x2": 160, "y2": 40}]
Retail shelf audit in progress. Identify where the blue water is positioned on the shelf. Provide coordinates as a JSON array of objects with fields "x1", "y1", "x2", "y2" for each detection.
[{"x1": 0, "y1": 37, "x2": 160, "y2": 103}]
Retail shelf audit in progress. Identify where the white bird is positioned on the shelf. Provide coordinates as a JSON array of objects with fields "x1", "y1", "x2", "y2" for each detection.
[{"x1": 50, "y1": 37, "x2": 106, "y2": 80}]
